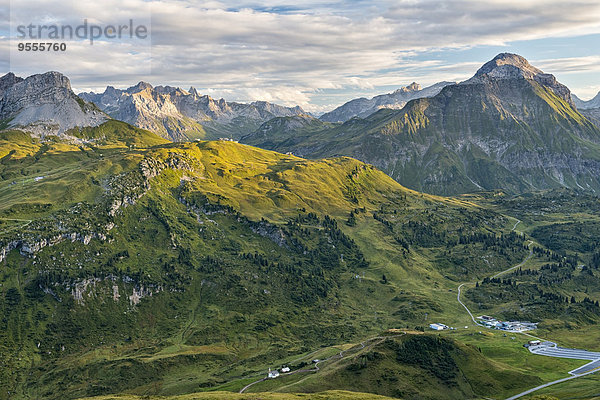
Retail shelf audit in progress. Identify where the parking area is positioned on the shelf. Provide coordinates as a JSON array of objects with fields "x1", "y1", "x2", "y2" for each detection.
[
  {"x1": 570, "y1": 358, "x2": 600, "y2": 375},
  {"x1": 529, "y1": 343, "x2": 600, "y2": 375}
]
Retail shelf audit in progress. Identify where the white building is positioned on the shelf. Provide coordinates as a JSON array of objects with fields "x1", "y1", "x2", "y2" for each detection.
[
  {"x1": 429, "y1": 323, "x2": 448, "y2": 331},
  {"x1": 281, "y1": 367, "x2": 290, "y2": 373},
  {"x1": 267, "y1": 368, "x2": 280, "y2": 379}
]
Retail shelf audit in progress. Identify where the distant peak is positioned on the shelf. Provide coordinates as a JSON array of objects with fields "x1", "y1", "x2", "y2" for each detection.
[
  {"x1": 407, "y1": 82, "x2": 420, "y2": 91},
  {"x1": 128, "y1": 81, "x2": 153, "y2": 93},
  {"x1": 465, "y1": 53, "x2": 574, "y2": 106},
  {"x1": 394, "y1": 82, "x2": 421, "y2": 94},
  {"x1": 475, "y1": 53, "x2": 542, "y2": 78},
  {"x1": 1, "y1": 72, "x2": 19, "y2": 80},
  {"x1": 103, "y1": 85, "x2": 119, "y2": 95}
]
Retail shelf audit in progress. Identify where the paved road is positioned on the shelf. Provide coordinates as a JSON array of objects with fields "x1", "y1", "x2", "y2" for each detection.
[
  {"x1": 491, "y1": 240, "x2": 533, "y2": 279},
  {"x1": 505, "y1": 367, "x2": 600, "y2": 400},
  {"x1": 457, "y1": 283, "x2": 483, "y2": 326}
]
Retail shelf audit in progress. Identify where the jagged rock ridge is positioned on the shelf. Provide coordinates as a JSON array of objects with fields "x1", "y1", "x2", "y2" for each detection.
[
  {"x1": 573, "y1": 91, "x2": 600, "y2": 110},
  {"x1": 79, "y1": 83, "x2": 306, "y2": 141}
]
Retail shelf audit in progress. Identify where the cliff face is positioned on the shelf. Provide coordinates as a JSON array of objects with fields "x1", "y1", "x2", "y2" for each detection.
[{"x1": 0, "y1": 72, "x2": 107, "y2": 135}]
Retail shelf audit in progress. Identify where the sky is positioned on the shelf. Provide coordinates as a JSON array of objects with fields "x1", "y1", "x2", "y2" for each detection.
[{"x1": 1, "y1": 0, "x2": 600, "y2": 114}]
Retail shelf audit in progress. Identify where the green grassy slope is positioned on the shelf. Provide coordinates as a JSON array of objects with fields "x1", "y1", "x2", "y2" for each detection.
[
  {"x1": 246, "y1": 333, "x2": 540, "y2": 400},
  {"x1": 77, "y1": 390, "x2": 399, "y2": 400},
  {"x1": 0, "y1": 125, "x2": 598, "y2": 399}
]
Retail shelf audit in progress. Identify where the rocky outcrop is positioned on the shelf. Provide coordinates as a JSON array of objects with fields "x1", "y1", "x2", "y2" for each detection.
[
  {"x1": 0, "y1": 230, "x2": 110, "y2": 263},
  {"x1": 128, "y1": 285, "x2": 161, "y2": 306},
  {"x1": 0, "y1": 152, "x2": 190, "y2": 263},
  {"x1": 62, "y1": 275, "x2": 162, "y2": 306},
  {"x1": 248, "y1": 219, "x2": 288, "y2": 247},
  {"x1": 0, "y1": 71, "x2": 107, "y2": 135}
]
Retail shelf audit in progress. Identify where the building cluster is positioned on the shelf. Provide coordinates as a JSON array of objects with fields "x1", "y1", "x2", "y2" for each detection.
[
  {"x1": 267, "y1": 366, "x2": 290, "y2": 379},
  {"x1": 478, "y1": 315, "x2": 537, "y2": 332}
]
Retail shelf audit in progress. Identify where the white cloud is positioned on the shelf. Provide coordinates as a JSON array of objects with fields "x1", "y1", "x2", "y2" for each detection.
[
  {"x1": 536, "y1": 56, "x2": 600, "y2": 74},
  {"x1": 2, "y1": 0, "x2": 600, "y2": 110}
]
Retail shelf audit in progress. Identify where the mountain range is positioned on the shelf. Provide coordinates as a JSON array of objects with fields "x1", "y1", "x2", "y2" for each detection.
[
  {"x1": 4, "y1": 54, "x2": 600, "y2": 197},
  {"x1": 79, "y1": 83, "x2": 306, "y2": 141},
  {"x1": 242, "y1": 53, "x2": 600, "y2": 195},
  {"x1": 319, "y1": 81, "x2": 454, "y2": 122}
]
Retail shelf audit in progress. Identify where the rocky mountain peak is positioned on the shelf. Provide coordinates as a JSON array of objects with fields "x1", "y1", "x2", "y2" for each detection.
[
  {"x1": 466, "y1": 53, "x2": 573, "y2": 105},
  {"x1": 103, "y1": 86, "x2": 119, "y2": 96},
  {"x1": 0, "y1": 71, "x2": 107, "y2": 135},
  {"x1": 0, "y1": 73, "x2": 24, "y2": 96},
  {"x1": 573, "y1": 91, "x2": 600, "y2": 110},
  {"x1": 475, "y1": 53, "x2": 542, "y2": 79},
  {"x1": 127, "y1": 81, "x2": 153, "y2": 93},
  {"x1": 16, "y1": 71, "x2": 73, "y2": 93}
]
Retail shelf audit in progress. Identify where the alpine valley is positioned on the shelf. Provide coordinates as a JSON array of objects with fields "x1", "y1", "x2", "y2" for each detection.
[{"x1": 0, "y1": 54, "x2": 599, "y2": 400}]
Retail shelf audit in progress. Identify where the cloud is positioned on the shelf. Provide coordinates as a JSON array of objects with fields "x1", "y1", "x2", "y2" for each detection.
[
  {"x1": 2, "y1": 0, "x2": 600, "y2": 111},
  {"x1": 536, "y1": 56, "x2": 600, "y2": 74}
]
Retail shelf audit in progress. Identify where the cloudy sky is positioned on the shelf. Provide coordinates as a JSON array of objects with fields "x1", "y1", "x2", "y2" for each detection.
[{"x1": 2, "y1": 0, "x2": 600, "y2": 113}]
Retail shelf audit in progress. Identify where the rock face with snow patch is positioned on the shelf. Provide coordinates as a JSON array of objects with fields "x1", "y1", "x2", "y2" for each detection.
[{"x1": 0, "y1": 71, "x2": 107, "y2": 136}]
